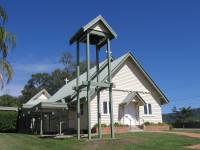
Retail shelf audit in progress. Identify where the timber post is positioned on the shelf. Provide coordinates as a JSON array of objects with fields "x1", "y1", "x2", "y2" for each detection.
[
  {"x1": 76, "y1": 41, "x2": 81, "y2": 140},
  {"x1": 96, "y1": 45, "x2": 102, "y2": 139},
  {"x1": 69, "y1": 15, "x2": 117, "y2": 140},
  {"x1": 86, "y1": 31, "x2": 91, "y2": 140},
  {"x1": 40, "y1": 112, "x2": 43, "y2": 136},
  {"x1": 107, "y1": 38, "x2": 115, "y2": 139}
]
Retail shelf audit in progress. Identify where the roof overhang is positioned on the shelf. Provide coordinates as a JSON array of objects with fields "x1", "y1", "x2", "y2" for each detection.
[
  {"x1": 121, "y1": 92, "x2": 146, "y2": 106},
  {"x1": 69, "y1": 15, "x2": 117, "y2": 47},
  {"x1": 22, "y1": 104, "x2": 34, "y2": 109},
  {"x1": 128, "y1": 53, "x2": 170, "y2": 104},
  {"x1": 0, "y1": 106, "x2": 18, "y2": 111},
  {"x1": 30, "y1": 102, "x2": 68, "y2": 113},
  {"x1": 108, "y1": 52, "x2": 169, "y2": 105}
]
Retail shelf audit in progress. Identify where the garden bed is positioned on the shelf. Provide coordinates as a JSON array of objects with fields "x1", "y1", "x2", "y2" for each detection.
[
  {"x1": 92, "y1": 123, "x2": 130, "y2": 134},
  {"x1": 143, "y1": 122, "x2": 170, "y2": 131}
]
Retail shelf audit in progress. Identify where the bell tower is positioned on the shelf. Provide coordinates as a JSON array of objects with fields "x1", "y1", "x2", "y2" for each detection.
[{"x1": 70, "y1": 15, "x2": 117, "y2": 140}]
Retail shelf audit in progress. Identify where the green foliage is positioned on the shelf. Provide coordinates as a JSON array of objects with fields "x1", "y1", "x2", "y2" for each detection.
[
  {"x1": 93, "y1": 123, "x2": 108, "y2": 128},
  {"x1": 0, "y1": 5, "x2": 16, "y2": 87},
  {"x1": 0, "y1": 94, "x2": 21, "y2": 106},
  {"x1": 21, "y1": 51, "x2": 96, "y2": 103},
  {"x1": 114, "y1": 122, "x2": 129, "y2": 127},
  {"x1": 164, "y1": 109, "x2": 200, "y2": 128},
  {"x1": 21, "y1": 69, "x2": 69, "y2": 103},
  {"x1": 164, "y1": 107, "x2": 196, "y2": 128},
  {"x1": 0, "y1": 111, "x2": 17, "y2": 132},
  {"x1": 93, "y1": 122, "x2": 129, "y2": 128},
  {"x1": 144, "y1": 122, "x2": 169, "y2": 126}
]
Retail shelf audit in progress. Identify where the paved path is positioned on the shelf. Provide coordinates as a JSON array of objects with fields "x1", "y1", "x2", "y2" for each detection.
[
  {"x1": 186, "y1": 144, "x2": 200, "y2": 150},
  {"x1": 146, "y1": 131, "x2": 200, "y2": 139},
  {"x1": 168, "y1": 131, "x2": 200, "y2": 139}
]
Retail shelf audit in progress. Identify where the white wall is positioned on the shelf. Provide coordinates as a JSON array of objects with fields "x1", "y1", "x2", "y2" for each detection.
[{"x1": 90, "y1": 57, "x2": 163, "y2": 128}]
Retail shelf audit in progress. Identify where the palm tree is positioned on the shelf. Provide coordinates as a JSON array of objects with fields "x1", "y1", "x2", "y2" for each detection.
[
  {"x1": 172, "y1": 107, "x2": 192, "y2": 128},
  {"x1": 0, "y1": 5, "x2": 16, "y2": 88}
]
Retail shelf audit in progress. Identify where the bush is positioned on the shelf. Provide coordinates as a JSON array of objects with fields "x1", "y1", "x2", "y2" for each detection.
[
  {"x1": 114, "y1": 122, "x2": 129, "y2": 127},
  {"x1": 144, "y1": 122, "x2": 170, "y2": 126},
  {"x1": 144, "y1": 122, "x2": 151, "y2": 126},
  {"x1": 172, "y1": 120, "x2": 200, "y2": 128},
  {"x1": 0, "y1": 111, "x2": 17, "y2": 132},
  {"x1": 93, "y1": 123, "x2": 108, "y2": 128},
  {"x1": 93, "y1": 122, "x2": 129, "y2": 128}
]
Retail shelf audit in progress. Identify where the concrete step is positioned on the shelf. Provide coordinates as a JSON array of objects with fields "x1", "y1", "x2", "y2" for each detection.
[{"x1": 129, "y1": 125, "x2": 144, "y2": 132}]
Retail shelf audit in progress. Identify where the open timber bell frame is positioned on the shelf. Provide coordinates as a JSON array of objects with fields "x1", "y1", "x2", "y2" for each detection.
[{"x1": 69, "y1": 15, "x2": 117, "y2": 140}]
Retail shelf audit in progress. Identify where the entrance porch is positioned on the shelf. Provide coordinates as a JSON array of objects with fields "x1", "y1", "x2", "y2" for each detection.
[{"x1": 119, "y1": 92, "x2": 145, "y2": 127}]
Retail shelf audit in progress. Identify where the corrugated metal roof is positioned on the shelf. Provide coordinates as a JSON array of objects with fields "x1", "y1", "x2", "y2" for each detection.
[
  {"x1": 48, "y1": 52, "x2": 129, "y2": 102},
  {"x1": 49, "y1": 51, "x2": 169, "y2": 105}
]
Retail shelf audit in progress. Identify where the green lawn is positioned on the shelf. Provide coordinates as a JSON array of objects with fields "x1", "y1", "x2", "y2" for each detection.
[{"x1": 0, "y1": 132, "x2": 200, "y2": 150}]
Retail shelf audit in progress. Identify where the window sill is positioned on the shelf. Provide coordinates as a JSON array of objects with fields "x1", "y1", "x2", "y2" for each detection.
[{"x1": 102, "y1": 113, "x2": 110, "y2": 116}]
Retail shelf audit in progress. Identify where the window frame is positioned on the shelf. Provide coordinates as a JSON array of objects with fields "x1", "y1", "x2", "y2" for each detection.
[
  {"x1": 144, "y1": 103, "x2": 152, "y2": 115},
  {"x1": 103, "y1": 101, "x2": 110, "y2": 114},
  {"x1": 144, "y1": 104, "x2": 148, "y2": 115},
  {"x1": 148, "y1": 104, "x2": 152, "y2": 115},
  {"x1": 80, "y1": 103, "x2": 84, "y2": 115}
]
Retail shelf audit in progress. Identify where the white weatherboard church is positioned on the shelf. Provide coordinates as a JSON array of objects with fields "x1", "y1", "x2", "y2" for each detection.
[{"x1": 21, "y1": 15, "x2": 169, "y2": 135}]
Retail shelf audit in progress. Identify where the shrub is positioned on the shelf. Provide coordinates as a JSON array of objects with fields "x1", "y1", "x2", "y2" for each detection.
[
  {"x1": 114, "y1": 122, "x2": 129, "y2": 127},
  {"x1": 172, "y1": 120, "x2": 200, "y2": 128},
  {"x1": 144, "y1": 122, "x2": 170, "y2": 126},
  {"x1": 114, "y1": 122, "x2": 121, "y2": 127},
  {"x1": 0, "y1": 111, "x2": 17, "y2": 132},
  {"x1": 93, "y1": 123, "x2": 108, "y2": 128},
  {"x1": 144, "y1": 122, "x2": 151, "y2": 126}
]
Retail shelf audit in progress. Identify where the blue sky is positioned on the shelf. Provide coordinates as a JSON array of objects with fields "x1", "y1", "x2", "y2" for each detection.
[{"x1": 1, "y1": 0, "x2": 200, "y2": 113}]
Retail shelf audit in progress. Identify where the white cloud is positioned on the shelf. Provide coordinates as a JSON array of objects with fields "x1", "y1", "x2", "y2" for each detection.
[
  {"x1": 0, "y1": 61, "x2": 63, "y2": 96},
  {"x1": 14, "y1": 62, "x2": 62, "y2": 74},
  {"x1": 0, "y1": 84, "x2": 24, "y2": 96}
]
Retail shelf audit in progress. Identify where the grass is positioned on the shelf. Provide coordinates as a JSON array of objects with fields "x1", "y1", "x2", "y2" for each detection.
[
  {"x1": 173, "y1": 128, "x2": 200, "y2": 134},
  {"x1": 0, "y1": 132, "x2": 200, "y2": 150}
]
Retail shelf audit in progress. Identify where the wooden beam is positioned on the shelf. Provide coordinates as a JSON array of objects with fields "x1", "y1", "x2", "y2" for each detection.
[{"x1": 82, "y1": 81, "x2": 110, "y2": 88}]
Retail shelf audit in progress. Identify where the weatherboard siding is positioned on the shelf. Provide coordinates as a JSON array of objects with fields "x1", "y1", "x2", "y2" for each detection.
[{"x1": 90, "y1": 58, "x2": 162, "y2": 128}]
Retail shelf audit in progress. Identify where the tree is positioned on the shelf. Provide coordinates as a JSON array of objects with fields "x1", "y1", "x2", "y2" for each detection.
[
  {"x1": 21, "y1": 69, "x2": 69, "y2": 103},
  {"x1": 59, "y1": 51, "x2": 95, "y2": 80},
  {"x1": 59, "y1": 52, "x2": 74, "y2": 73},
  {"x1": 0, "y1": 5, "x2": 16, "y2": 88},
  {"x1": 49, "y1": 69, "x2": 71, "y2": 94},
  {"x1": 0, "y1": 94, "x2": 21, "y2": 106},
  {"x1": 21, "y1": 51, "x2": 96, "y2": 103},
  {"x1": 172, "y1": 107, "x2": 192, "y2": 128},
  {"x1": 21, "y1": 73, "x2": 52, "y2": 103}
]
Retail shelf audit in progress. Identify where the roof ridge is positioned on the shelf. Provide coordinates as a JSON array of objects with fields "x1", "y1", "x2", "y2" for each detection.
[{"x1": 66, "y1": 51, "x2": 130, "y2": 85}]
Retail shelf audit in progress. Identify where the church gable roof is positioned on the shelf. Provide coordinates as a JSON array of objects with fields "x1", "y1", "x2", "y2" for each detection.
[{"x1": 49, "y1": 52, "x2": 169, "y2": 105}]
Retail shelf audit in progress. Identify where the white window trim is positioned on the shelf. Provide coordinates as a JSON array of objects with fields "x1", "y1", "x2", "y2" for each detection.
[
  {"x1": 143, "y1": 103, "x2": 152, "y2": 116},
  {"x1": 102, "y1": 101, "x2": 110, "y2": 115}
]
